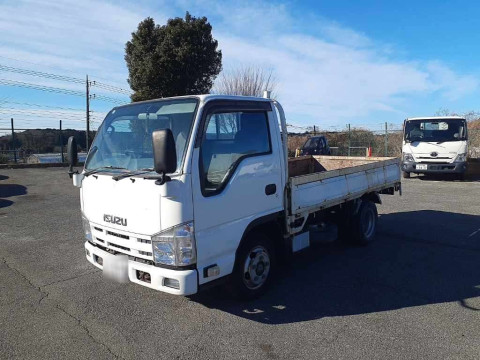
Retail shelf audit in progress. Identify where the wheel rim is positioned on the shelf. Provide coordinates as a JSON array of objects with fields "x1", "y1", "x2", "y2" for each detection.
[
  {"x1": 242, "y1": 246, "x2": 271, "y2": 290},
  {"x1": 361, "y1": 207, "x2": 375, "y2": 239}
]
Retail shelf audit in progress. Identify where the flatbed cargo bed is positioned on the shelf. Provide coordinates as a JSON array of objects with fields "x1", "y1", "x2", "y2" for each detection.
[{"x1": 286, "y1": 155, "x2": 401, "y2": 234}]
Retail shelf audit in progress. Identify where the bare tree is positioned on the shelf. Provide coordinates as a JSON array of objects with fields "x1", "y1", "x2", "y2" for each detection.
[
  {"x1": 435, "y1": 108, "x2": 480, "y2": 122},
  {"x1": 213, "y1": 65, "x2": 277, "y2": 98}
]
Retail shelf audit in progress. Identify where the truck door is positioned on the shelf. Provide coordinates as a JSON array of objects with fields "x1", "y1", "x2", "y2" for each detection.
[{"x1": 191, "y1": 100, "x2": 283, "y2": 285}]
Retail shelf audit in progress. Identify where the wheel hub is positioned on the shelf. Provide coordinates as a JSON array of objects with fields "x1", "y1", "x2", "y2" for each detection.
[{"x1": 243, "y1": 246, "x2": 271, "y2": 290}]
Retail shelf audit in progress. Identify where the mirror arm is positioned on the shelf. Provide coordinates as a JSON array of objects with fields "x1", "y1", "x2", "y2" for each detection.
[
  {"x1": 68, "y1": 164, "x2": 78, "y2": 179},
  {"x1": 154, "y1": 171, "x2": 171, "y2": 185}
]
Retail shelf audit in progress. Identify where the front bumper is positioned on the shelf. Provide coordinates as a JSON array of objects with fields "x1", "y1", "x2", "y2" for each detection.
[
  {"x1": 85, "y1": 241, "x2": 198, "y2": 295},
  {"x1": 401, "y1": 161, "x2": 467, "y2": 174}
]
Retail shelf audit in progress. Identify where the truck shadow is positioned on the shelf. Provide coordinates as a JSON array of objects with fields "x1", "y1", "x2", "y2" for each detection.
[
  {"x1": 0, "y1": 183, "x2": 28, "y2": 208},
  {"x1": 414, "y1": 173, "x2": 480, "y2": 182},
  {"x1": 192, "y1": 210, "x2": 480, "y2": 324}
]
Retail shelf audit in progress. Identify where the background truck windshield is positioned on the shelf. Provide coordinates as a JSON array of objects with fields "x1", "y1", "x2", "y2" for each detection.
[
  {"x1": 85, "y1": 99, "x2": 198, "y2": 171},
  {"x1": 404, "y1": 119, "x2": 467, "y2": 143}
]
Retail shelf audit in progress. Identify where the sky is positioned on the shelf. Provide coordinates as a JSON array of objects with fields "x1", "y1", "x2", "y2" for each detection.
[{"x1": 1, "y1": 0, "x2": 480, "y2": 133}]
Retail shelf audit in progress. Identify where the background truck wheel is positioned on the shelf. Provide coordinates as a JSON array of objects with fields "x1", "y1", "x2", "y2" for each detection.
[
  {"x1": 227, "y1": 232, "x2": 275, "y2": 300},
  {"x1": 402, "y1": 171, "x2": 411, "y2": 178},
  {"x1": 351, "y1": 200, "x2": 378, "y2": 245}
]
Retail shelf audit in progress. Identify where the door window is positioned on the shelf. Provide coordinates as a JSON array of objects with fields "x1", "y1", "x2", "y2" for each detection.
[{"x1": 200, "y1": 111, "x2": 271, "y2": 195}]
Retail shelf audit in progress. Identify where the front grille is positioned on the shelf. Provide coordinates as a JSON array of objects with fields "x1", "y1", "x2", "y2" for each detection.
[
  {"x1": 418, "y1": 156, "x2": 450, "y2": 160},
  {"x1": 106, "y1": 230, "x2": 129, "y2": 240},
  {"x1": 91, "y1": 224, "x2": 153, "y2": 261},
  {"x1": 109, "y1": 243, "x2": 131, "y2": 252}
]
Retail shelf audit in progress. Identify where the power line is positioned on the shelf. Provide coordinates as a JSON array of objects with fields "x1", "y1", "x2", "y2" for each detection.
[
  {"x1": 89, "y1": 93, "x2": 126, "y2": 105},
  {"x1": 0, "y1": 78, "x2": 84, "y2": 96},
  {"x1": 0, "y1": 64, "x2": 84, "y2": 84},
  {"x1": 0, "y1": 107, "x2": 85, "y2": 117},
  {"x1": 0, "y1": 60, "x2": 131, "y2": 96},
  {"x1": 0, "y1": 109, "x2": 88, "y2": 120},
  {"x1": 0, "y1": 100, "x2": 85, "y2": 112},
  {"x1": 92, "y1": 81, "x2": 131, "y2": 95},
  {"x1": 0, "y1": 55, "x2": 130, "y2": 89},
  {"x1": 0, "y1": 78, "x2": 126, "y2": 105}
]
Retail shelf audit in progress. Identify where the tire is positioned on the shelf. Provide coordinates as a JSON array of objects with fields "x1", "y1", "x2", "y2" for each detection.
[
  {"x1": 227, "y1": 232, "x2": 276, "y2": 300},
  {"x1": 457, "y1": 172, "x2": 465, "y2": 181},
  {"x1": 350, "y1": 201, "x2": 378, "y2": 246},
  {"x1": 402, "y1": 171, "x2": 411, "y2": 178}
]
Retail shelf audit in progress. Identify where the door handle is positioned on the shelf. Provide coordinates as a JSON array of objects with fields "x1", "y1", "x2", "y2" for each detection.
[{"x1": 265, "y1": 184, "x2": 276, "y2": 195}]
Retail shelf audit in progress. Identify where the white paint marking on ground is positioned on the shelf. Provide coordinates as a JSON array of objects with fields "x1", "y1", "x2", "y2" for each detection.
[{"x1": 468, "y1": 228, "x2": 480, "y2": 238}]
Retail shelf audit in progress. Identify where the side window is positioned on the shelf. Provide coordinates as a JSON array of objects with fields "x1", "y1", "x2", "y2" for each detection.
[{"x1": 200, "y1": 111, "x2": 271, "y2": 195}]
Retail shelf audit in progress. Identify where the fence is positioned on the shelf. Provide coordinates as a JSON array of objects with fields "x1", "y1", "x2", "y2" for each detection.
[
  {"x1": 287, "y1": 124, "x2": 480, "y2": 158},
  {"x1": 1, "y1": 121, "x2": 479, "y2": 165},
  {"x1": 0, "y1": 118, "x2": 95, "y2": 164}
]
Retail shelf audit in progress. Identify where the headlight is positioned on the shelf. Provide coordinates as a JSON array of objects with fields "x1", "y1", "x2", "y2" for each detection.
[
  {"x1": 454, "y1": 153, "x2": 467, "y2": 162},
  {"x1": 152, "y1": 222, "x2": 196, "y2": 266},
  {"x1": 82, "y1": 213, "x2": 92, "y2": 241},
  {"x1": 403, "y1": 152, "x2": 414, "y2": 162}
]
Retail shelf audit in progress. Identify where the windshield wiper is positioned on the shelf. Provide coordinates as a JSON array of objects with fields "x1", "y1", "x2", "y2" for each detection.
[
  {"x1": 112, "y1": 168, "x2": 154, "y2": 181},
  {"x1": 84, "y1": 166, "x2": 127, "y2": 177}
]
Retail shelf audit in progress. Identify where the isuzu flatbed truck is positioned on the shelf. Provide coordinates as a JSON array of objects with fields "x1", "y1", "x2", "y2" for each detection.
[{"x1": 67, "y1": 94, "x2": 401, "y2": 299}]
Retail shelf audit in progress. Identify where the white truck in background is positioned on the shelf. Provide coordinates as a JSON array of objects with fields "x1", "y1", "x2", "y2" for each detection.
[
  {"x1": 401, "y1": 116, "x2": 468, "y2": 179},
  {"x1": 67, "y1": 94, "x2": 401, "y2": 299}
]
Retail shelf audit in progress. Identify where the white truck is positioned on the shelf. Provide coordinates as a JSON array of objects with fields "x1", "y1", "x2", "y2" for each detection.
[
  {"x1": 67, "y1": 95, "x2": 401, "y2": 299},
  {"x1": 401, "y1": 116, "x2": 468, "y2": 179}
]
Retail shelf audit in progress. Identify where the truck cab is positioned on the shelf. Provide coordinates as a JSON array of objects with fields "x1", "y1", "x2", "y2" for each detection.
[
  {"x1": 401, "y1": 116, "x2": 468, "y2": 179},
  {"x1": 299, "y1": 135, "x2": 331, "y2": 156}
]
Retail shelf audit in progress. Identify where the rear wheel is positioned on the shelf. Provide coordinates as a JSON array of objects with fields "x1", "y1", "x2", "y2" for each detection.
[
  {"x1": 227, "y1": 232, "x2": 275, "y2": 300},
  {"x1": 402, "y1": 171, "x2": 411, "y2": 178},
  {"x1": 351, "y1": 201, "x2": 378, "y2": 245}
]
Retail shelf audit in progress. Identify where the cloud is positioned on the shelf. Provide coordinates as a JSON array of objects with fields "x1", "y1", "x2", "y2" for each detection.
[
  {"x1": 425, "y1": 61, "x2": 478, "y2": 101},
  {"x1": 0, "y1": 0, "x2": 478, "y2": 130}
]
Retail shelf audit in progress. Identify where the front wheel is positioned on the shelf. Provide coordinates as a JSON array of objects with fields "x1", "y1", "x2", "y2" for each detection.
[
  {"x1": 227, "y1": 232, "x2": 275, "y2": 300},
  {"x1": 402, "y1": 171, "x2": 411, "y2": 178}
]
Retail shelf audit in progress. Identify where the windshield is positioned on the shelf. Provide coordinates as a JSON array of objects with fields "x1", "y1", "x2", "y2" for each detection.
[
  {"x1": 303, "y1": 137, "x2": 320, "y2": 149},
  {"x1": 404, "y1": 119, "x2": 467, "y2": 143},
  {"x1": 85, "y1": 98, "x2": 198, "y2": 172}
]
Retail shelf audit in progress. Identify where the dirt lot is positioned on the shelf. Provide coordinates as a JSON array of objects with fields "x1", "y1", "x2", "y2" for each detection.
[{"x1": 1, "y1": 168, "x2": 479, "y2": 359}]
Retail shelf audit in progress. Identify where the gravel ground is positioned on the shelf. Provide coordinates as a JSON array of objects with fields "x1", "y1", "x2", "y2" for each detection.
[{"x1": 1, "y1": 168, "x2": 479, "y2": 359}]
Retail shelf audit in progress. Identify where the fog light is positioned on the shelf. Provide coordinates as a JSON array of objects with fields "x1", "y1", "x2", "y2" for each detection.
[
  {"x1": 163, "y1": 278, "x2": 180, "y2": 289},
  {"x1": 94, "y1": 255, "x2": 103, "y2": 266},
  {"x1": 136, "y1": 270, "x2": 151, "y2": 283}
]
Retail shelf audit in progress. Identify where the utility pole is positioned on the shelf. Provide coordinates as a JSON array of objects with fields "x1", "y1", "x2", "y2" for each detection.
[
  {"x1": 11, "y1": 118, "x2": 17, "y2": 163},
  {"x1": 384, "y1": 122, "x2": 388, "y2": 156},
  {"x1": 347, "y1": 123, "x2": 351, "y2": 157},
  {"x1": 86, "y1": 75, "x2": 90, "y2": 150},
  {"x1": 313, "y1": 125, "x2": 316, "y2": 135},
  {"x1": 60, "y1": 120, "x2": 64, "y2": 163}
]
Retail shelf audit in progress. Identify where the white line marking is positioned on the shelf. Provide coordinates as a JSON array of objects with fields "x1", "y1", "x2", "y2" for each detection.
[{"x1": 468, "y1": 228, "x2": 480, "y2": 238}]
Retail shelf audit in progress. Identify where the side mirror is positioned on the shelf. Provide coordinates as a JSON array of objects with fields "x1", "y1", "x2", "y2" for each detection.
[
  {"x1": 152, "y1": 129, "x2": 177, "y2": 183},
  {"x1": 67, "y1": 136, "x2": 78, "y2": 178}
]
